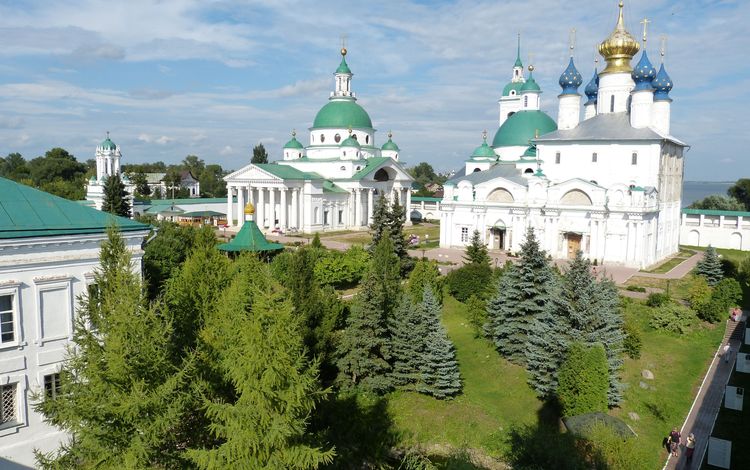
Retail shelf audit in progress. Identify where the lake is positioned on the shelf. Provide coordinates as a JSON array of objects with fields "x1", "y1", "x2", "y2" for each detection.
[{"x1": 681, "y1": 181, "x2": 734, "y2": 208}]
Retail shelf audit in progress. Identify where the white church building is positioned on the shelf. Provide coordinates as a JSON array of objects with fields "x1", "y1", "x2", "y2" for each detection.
[
  {"x1": 85, "y1": 133, "x2": 135, "y2": 211},
  {"x1": 440, "y1": 1, "x2": 686, "y2": 269},
  {"x1": 224, "y1": 47, "x2": 414, "y2": 233}
]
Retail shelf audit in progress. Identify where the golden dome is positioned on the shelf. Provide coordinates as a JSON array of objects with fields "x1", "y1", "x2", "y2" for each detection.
[
  {"x1": 598, "y1": 1, "x2": 640, "y2": 75},
  {"x1": 244, "y1": 202, "x2": 255, "y2": 215}
]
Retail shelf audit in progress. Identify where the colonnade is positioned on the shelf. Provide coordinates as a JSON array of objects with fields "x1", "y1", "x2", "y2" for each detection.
[{"x1": 227, "y1": 185, "x2": 302, "y2": 230}]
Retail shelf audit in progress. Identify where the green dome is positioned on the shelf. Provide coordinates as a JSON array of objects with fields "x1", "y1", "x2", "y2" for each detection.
[
  {"x1": 492, "y1": 110, "x2": 557, "y2": 148},
  {"x1": 471, "y1": 141, "x2": 496, "y2": 159},
  {"x1": 502, "y1": 81, "x2": 523, "y2": 97},
  {"x1": 283, "y1": 135, "x2": 304, "y2": 149},
  {"x1": 100, "y1": 137, "x2": 116, "y2": 150},
  {"x1": 381, "y1": 138, "x2": 400, "y2": 151},
  {"x1": 522, "y1": 145, "x2": 537, "y2": 158},
  {"x1": 312, "y1": 99, "x2": 373, "y2": 129},
  {"x1": 340, "y1": 136, "x2": 361, "y2": 148},
  {"x1": 520, "y1": 74, "x2": 541, "y2": 93}
]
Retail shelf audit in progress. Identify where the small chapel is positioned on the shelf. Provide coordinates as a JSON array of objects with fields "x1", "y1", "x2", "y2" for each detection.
[
  {"x1": 440, "y1": 1, "x2": 685, "y2": 269},
  {"x1": 223, "y1": 47, "x2": 414, "y2": 233}
]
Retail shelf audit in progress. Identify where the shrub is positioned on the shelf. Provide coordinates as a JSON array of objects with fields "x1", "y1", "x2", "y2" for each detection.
[
  {"x1": 687, "y1": 276, "x2": 712, "y2": 311},
  {"x1": 557, "y1": 342, "x2": 609, "y2": 417},
  {"x1": 464, "y1": 294, "x2": 486, "y2": 336},
  {"x1": 646, "y1": 292, "x2": 670, "y2": 308},
  {"x1": 623, "y1": 321, "x2": 642, "y2": 359},
  {"x1": 445, "y1": 262, "x2": 493, "y2": 302},
  {"x1": 649, "y1": 302, "x2": 696, "y2": 334},
  {"x1": 697, "y1": 278, "x2": 743, "y2": 323},
  {"x1": 314, "y1": 246, "x2": 370, "y2": 288},
  {"x1": 626, "y1": 285, "x2": 646, "y2": 293}
]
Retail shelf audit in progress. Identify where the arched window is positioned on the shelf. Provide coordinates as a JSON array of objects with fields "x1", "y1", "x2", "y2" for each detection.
[
  {"x1": 555, "y1": 152, "x2": 561, "y2": 164},
  {"x1": 365, "y1": 135, "x2": 369, "y2": 144},
  {"x1": 320, "y1": 133, "x2": 325, "y2": 143},
  {"x1": 373, "y1": 168, "x2": 390, "y2": 182},
  {"x1": 488, "y1": 188, "x2": 514, "y2": 202},
  {"x1": 473, "y1": 168, "x2": 481, "y2": 172},
  {"x1": 631, "y1": 152, "x2": 638, "y2": 165},
  {"x1": 560, "y1": 189, "x2": 593, "y2": 206},
  {"x1": 508, "y1": 111, "x2": 515, "y2": 118},
  {"x1": 524, "y1": 168, "x2": 534, "y2": 174},
  {"x1": 592, "y1": 152, "x2": 598, "y2": 163},
  {"x1": 334, "y1": 133, "x2": 341, "y2": 143},
  {"x1": 524, "y1": 96, "x2": 528, "y2": 108},
  {"x1": 610, "y1": 95, "x2": 615, "y2": 113},
  {"x1": 352, "y1": 134, "x2": 358, "y2": 141}
]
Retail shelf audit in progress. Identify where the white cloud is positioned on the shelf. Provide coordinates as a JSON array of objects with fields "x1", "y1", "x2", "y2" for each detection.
[
  {"x1": 138, "y1": 133, "x2": 173, "y2": 145},
  {"x1": 220, "y1": 145, "x2": 234, "y2": 156}
]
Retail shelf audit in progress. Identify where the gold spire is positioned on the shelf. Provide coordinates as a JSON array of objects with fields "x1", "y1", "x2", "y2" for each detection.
[
  {"x1": 244, "y1": 202, "x2": 255, "y2": 215},
  {"x1": 598, "y1": 1, "x2": 640, "y2": 75}
]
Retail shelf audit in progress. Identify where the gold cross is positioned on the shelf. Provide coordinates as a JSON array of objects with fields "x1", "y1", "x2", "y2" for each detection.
[
  {"x1": 640, "y1": 18, "x2": 651, "y2": 44},
  {"x1": 569, "y1": 28, "x2": 577, "y2": 56}
]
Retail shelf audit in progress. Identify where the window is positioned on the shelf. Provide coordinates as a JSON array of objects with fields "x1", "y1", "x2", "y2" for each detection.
[
  {"x1": 461, "y1": 227, "x2": 469, "y2": 243},
  {"x1": 510, "y1": 90, "x2": 516, "y2": 96},
  {"x1": 555, "y1": 152, "x2": 561, "y2": 164},
  {"x1": 365, "y1": 135, "x2": 369, "y2": 144},
  {"x1": 320, "y1": 134, "x2": 325, "y2": 143},
  {"x1": 44, "y1": 373, "x2": 61, "y2": 399},
  {"x1": 0, "y1": 384, "x2": 16, "y2": 425},
  {"x1": 631, "y1": 152, "x2": 638, "y2": 165},
  {"x1": 352, "y1": 134, "x2": 357, "y2": 141},
  {"x1": 323, "y1": 211, "x2": 329, "y2": 226},
  {"x1": 592, "y1": 152, "x2": 598, "y2": 163},
  {"x1": 610, "y1": 95, "x2": 615, "y2": 113},
  {"x1": 334, "y1": 133, "x2": 341, "y2": 143},
  {"x1": 0, "y1": 295, "x2": 14, "y2": 344},
  {"x1": 338, "y1": 210, "x2": 344, "y2": 224},
  {"x1": 524, "y1": 96, "x2": 528, "y2": 108},
  {"x1": 340, "y1": 166, "x2": 346, "y2": 171}
]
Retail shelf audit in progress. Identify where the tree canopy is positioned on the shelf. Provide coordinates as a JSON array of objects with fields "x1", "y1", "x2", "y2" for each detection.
[{"x1": 252, "y1": 143, "x2": 269, "y2": 164}]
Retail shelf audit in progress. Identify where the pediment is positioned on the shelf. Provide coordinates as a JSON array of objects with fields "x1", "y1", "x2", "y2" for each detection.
[{"x1": 224, "y1": 164, "x2": 283, "y2": 183}]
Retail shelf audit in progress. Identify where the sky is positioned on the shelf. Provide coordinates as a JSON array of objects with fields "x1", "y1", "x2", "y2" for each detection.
[{"x1": 0, "y1": 0, "x2": 747, "y2": 181}]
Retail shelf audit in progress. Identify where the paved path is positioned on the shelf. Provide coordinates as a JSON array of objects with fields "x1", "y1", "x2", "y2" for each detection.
[
  {"x1": 639, "y1": 252, "x2": 703, "y2": 280},
  {"x1": 663, "y1": 318, "x2": 745, "y2": 470}
]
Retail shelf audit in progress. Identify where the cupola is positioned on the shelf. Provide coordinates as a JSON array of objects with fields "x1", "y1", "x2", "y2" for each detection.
[
  {"x1": 584, "y1": 69, "x2": 599, "y2": 104},
  {"x1": 652, "y1": 63, "x2": 673, "y2": 101},
  {"x1": 558, "y1": 57, "x2": 583, "y2": 95},
  {"x1": 598, "y1": 1, "x2": 640, "y2": 75},
  {"x1": 632, "y1": 50, "x2": 656, "y2": 91}
]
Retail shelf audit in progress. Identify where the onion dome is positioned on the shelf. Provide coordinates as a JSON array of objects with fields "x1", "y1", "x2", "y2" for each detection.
[
  {"x1": 244, "y1": 202, "x2": 255, "y2": 215},
  {"x1": 340, "y1": 129, "x2": 361, "y2": 149},
  {"x1": 381, "y1": 131, "x2": 400, "y2": 151},
  {"x1": 584, "y1": 69, "x2": 599, "y2": 105},
  {"x1": 558, "y1": 57, "x2": 583, "y2": 95},
  {"x1": 312, "y1": 100, "x2": 372, "y2": 129},
  {"x1": 652, "y1": 63, "x2": 673, "y2": 101},
  {"x1": 631, "y1": 50, "x2": 657, "y2": 91},
  {"x1": 522, "y1": 145, "x2": 537, "y2": 159},
  {"x1": 471, "y1": 131, "x2": 496, "y2": 159},
  {"x1": 283, "y1": 130, "x2": 304, "y2": 149},
  {"x1": 521, "y1": 69, "x2": 541, "y2": 93},
  {"x1": 598, "y1": 1, "x2": 640, "y2": 75}
]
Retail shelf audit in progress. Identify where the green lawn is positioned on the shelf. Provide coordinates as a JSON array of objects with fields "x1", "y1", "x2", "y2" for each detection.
[
  {"x1": 643, "y1": 248, "x2": 696, "y2": 274},
  {"x1": 388, "y1": 295, "x2": 541, "y2": 458},
  {"x1": 622, "y1": 275, "x2": 694, "y2": 301}
]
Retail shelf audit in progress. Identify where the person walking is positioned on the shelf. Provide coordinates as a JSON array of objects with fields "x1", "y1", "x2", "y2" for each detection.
[
  {"x1": 670, "y1": 427, "x2": 681, "y2": 457},
  {"x1": 723, "y1": 343, "x2": 731, "y2": 364},
  {"x1": 685, "y1": 433, "x2": 696, "y2": 466}
]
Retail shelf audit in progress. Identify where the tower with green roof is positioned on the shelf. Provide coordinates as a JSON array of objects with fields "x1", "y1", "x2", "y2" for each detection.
[{"x1": 498, "y1": 33, "x2": 528, "y2": 127}]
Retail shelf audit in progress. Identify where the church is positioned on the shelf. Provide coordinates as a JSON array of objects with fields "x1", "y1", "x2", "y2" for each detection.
[
  {"x1": 440, "y1": 1, "x2": 685, "y2": 269},
  {"x1": 223, "y1": 47, "x2": 414, "y2": 233}
]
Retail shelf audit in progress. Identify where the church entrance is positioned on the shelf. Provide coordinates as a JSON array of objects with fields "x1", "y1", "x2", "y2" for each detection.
[
  {"x1": 566, "y1": 233, "x2": 582, "y2": 259},
  {"x1": 490, "y1": 227, "x2": 506, "y2": 250}
]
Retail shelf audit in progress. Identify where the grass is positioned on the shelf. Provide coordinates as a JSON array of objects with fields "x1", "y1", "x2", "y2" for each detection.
[
  {"x1": 388, "y1": 295, "x2": 541, "y2": 458},
  {"x1": 622, "y1": 275, "x2": 694, "y2": 301},
  {"x1": 643, "y1": 248, "x2": 697, "y2": 274},
  {"x1": 616, "y1": 298, "x2": 725, "y2": 469}
]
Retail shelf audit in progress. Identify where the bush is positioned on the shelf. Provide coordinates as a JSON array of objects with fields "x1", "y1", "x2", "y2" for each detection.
[
  {"x1": 697, "y1": 278, "x2": 743, "y2": 323},
  {"x1": 464, "y1": 294, "x2": 486, "y2": 336},
  {"x1": 626, "y1": 285, "x2": 646, "y2": 293},
  {"x1": 649, "y1": 302, "x2": 696, "y2": 334},
  {"x1": 623, "y1": 321, "x2": 642, "y2": 359},
  {"x1": 445, "y1": 262, "x2": 493, "y2": 302},
  {"x1": 557, "y1": 342, "x2": 609, "y2": 417},
  {"x1": 314, "y1": 246, "x2": 370, "y2": 288},
  {"x1": 687, "y1": 276, "x2": 712, "y2": 311},
  {"x1": 646, "y1": 292, "x2": 670, "y2": 308}
]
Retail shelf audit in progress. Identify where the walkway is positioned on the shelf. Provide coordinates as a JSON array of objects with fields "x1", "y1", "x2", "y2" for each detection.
[
  {"x1": 639, "y1": 252, "x2": 703, "y2": 280},
  {"x1": 663, "y1": 318, "x2": 745, "y2": 470}
]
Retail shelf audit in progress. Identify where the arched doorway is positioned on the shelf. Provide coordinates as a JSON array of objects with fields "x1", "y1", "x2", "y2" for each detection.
[
  {"x1": 489, "y1": 219, "x2": 507, "y2": 250},
  {"x1": 565, "y1": 232, "x2": 583, "y2": 259}
]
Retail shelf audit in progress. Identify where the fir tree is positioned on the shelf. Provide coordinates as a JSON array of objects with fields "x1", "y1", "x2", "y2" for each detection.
[
  {"x1": 101, "y1": 174, "x2": 130, "y2": 217},
  {"x1": 387, "y1": 194, "x2": 409, "y2": 262},
  {"x1": 369, "y1": 194, "x2": 390, "y2": 248},
  {"x1": 388, "y1": 295, "x2": 423, "y2": 388},
  {"x1": 464, "y1": 229, "x2": 491, "y2": 267},
  {"x1": 311, "y1": 232, "x2": 323, "y2": 249},
  {"x1": 485, "y1": 227, "x2": 556, "y2": 365},
  {"x1": 337, "y1": 232, "x2": 401, "y2": 392},
  {"x1": 406, "y1": 259, "x2": 443, "y2": 304},
  {"x1": 251, "y1": 142, "x2": 269, "y2": 164},
  {"x1": 524, "y1": 298, "x2": 567, "y2": 399},
  {"x1": 188, "y1": 257, "x2": 334, "y2": 469},
  {"x1": 35, "y1": 228, "x2": 194, "y2": 468},
  {"x1": 695, "y1": 245, "x2": 724, "y2": 286},
  {"x1": 417, "y1": 286, "x2": 461, "y2": 398}
]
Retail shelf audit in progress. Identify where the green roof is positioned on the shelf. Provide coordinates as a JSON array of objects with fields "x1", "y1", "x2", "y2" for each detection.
[
  {"x1": 682, "y1": 208, "x2": 750, "y2": 217},
  {"x1": 471, "y1": 140, "x2": 496, "y2": 159},
  {"x1": 522, "y1": 145, "x2": 537, "y2": 158},
  {"x1": 181, "y1": 210, "x2": 225, "y2": 217},
  {"x1": 144, "y1": 197, "x2": 229, "y2": 206},
  {"x1": 381, "y1": 138, "x2": 400, "y2": 151},
  {"x1": 100, "y1": 137, "x2": 116, "y2": 150},
  {"x1": 0, "y1": 176, "x2": 149, "y2": 239},
  {"x1": 340, "y1": 136, "x2": 361, "y2": 148},
  {"x1": 350, "y1": 157, "x2": 391, "y2": 180},
  {"x1": 312, "y1": 99, "x2": 373, "y2": 129},
  {"x1": 520, "y1": 73, "x2": 541, "y2": 92},
  {"x1": 254, "y1": 164, "x2": 321, "y2": 180},
  {"x1": 323, "y1": 181, "x2": 348, "y2": 194},
  {"x1": 218, "y1": 220, "x2": 284, "y2": 252},
  {"x1": 335, "y1": 56, "x2": 352, "y2": 74},
  {"x1": 502, "y1": 81, "x2": 524, "y2": 97},
  {"x1": 492, "y1": 110, "x2": 557, "y2": 147},
  {"x1": 283, "y1": 135, "x2": 304, "y2": 149},
  {"x1": 412, "y1": 196, "x2": 442, "y2": 202}
]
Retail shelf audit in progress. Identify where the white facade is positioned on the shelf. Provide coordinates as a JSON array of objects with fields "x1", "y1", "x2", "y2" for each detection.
[
  {"x1": 85, "y1": 135, "x2": 135, "y2": 210},
  {"x1": 225, "y1": 49, "x2": 413, "y2": 233},
  {"x1": 439, "y1": 3, "x2": 686, "y2": 269},
  {"x1": 0, "y1": 230, "x2": 147, "y2": 467},
  {"x1": 680, "y1": 211, "x2": 750, "y2": 251}
]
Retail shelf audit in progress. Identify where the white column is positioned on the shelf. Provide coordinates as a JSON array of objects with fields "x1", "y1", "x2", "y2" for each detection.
[
  {"x1": 226, "y1": 186, "x2": 233, "y2": 226},
  {"x1": 355, "y1": 189, "x2": 362, "y2": 227},
  {"x1": 367, "y1": 188, "x2": 374, "y2": 225},
  {"x1": 280, "y1": 188, "x2": 288, "y2": 229},
  {"x1": 236, "y1": 184, "x2": 244, "y2": 226},
  {"x1": 291, "y1": 188, "x2": 299, "y2": 229},
  {"x1": 405, "y1": 189, "x2": 412, "y2": 225},
  {"x1": 257, "y1": 187, "x2": 265, "y2": 228},
  {"x1": 269, "y1": 187, "x2": 276, "y2": 228}
]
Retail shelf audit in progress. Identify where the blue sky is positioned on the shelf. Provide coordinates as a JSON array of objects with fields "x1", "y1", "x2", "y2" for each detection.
[{"x1": 0, "y1": 0, "x2": 746, "y2": 181}]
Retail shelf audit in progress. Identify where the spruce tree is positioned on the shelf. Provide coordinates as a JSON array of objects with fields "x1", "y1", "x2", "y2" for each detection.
[
  {"x1": 369, "y1": 194, "x2": 390, "y2": 248},
  {"x1": 695, "y1": 245, "x2": 724, "y2": 286},
  {"x1": 406, "y1": 259, "x2": 443, "y2": 304},
  {"x1": 35, "y1": 228, "x2": 193, "y2": 468},
  {"x1": 387, "y1": 194, "x2": 409, "y2": 262},
  {"x1": 417, "y1": 287, "x2": 461, "y2": 398},
  {"x1": 337, "y1": 232, "x2": 401, "y2": 392},
  {"x1": 188, "y1": 257, "x2": 334, "y2": 469},
  {"x1": 389, "y1": 295, "x2": 423, "y2": 388},
  {"x1": 557, "y1": 342, "x2": 609, "y2": 417},
  {"x1": 464, "y1": 229, "x2": 491, "y2": 267},
  {"x1": 525, "y1": 297, "x2": 567, "y2": 399},
  {"x1": 311, "y1": 232, "x2": 323, "y2": 249},
  {"x1": 101, "y1": 174, "x2": 131, "y2": 217},
  {"x1": 485, "y1": 227, "x2": 556, "y2": 365}
]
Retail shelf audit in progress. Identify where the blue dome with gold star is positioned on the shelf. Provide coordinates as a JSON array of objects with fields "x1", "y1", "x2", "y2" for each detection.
[
  {"x1": 558, "y1": 57, "x2": 583, "y2": 95},
  {"x1": 652, "y1": 63, "x2": 673, "y2": 101},
  {"x1": 632, "y1": 51, "x2": 657, "y2": 91},
  {"x1": 584, "y1": 69, "x2": 599, "y2": 105}
]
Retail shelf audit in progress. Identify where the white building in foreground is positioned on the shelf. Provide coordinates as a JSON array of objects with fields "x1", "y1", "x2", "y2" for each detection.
[
  {"x1": 440, "y1": 2, "x2": 687, "y2": 268},
  {"x1": 224, "y1": 47, "x2": 414, "y2": 233},
  {"x1": 0, "y1": 177, "x2": 149, "y2": 467}
]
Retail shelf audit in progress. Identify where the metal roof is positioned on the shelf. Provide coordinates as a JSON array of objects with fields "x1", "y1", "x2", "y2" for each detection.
[
  {"x1": 447, "y1": 163, "x2": 527, "y2": 187},
  {"x1": 535, "y1": 112, "x2": 687, "y2": 146}
]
